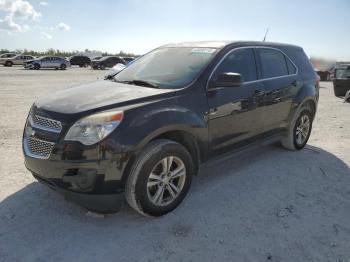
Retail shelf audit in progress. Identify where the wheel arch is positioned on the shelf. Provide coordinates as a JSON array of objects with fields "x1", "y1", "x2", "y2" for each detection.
[{"x1": 120, "y1": 128, "x2": 202, "y2": 189}]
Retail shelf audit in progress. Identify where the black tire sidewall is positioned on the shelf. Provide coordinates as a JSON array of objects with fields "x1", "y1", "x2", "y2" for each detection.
[
  {"x1": 134, "y1": 143, "x2": 194, "y2": 216},
  {"x1": 293, "y1": 109, "x2": 313, "y2": 150},
  {"x1": 60, "y1": 64, "x2": 66, "y2": 70}
]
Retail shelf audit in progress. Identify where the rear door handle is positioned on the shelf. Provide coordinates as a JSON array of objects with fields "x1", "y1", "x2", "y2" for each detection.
[{"x1": 254, "y1": 90, "x2": 265, "y2": 96}]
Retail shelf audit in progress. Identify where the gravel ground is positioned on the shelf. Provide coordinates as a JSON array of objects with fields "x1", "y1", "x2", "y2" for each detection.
[{"x1": 0, "y1": 67, "x2": 349, "y2": 262}]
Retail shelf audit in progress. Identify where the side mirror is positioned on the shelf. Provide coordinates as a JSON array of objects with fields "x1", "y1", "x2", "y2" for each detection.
[{"x1": 209, "y1": 72, "x2": 242, "y2": 89}]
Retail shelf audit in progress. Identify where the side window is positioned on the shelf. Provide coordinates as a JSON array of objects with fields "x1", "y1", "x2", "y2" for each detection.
[
  {"x1": 285, "y1": 57, "x2": 297, "y2": 74},
  {"x1": 213, "y1": 48, "x2": 257, "y2": 82},
  {"x1": 258, "y1": 48, "x2": 288, "y2": 78}
]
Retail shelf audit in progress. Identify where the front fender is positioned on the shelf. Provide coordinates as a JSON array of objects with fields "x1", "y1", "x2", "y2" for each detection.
[{"x1": 108, "y1": 97, "x2": 208, "y2": 154}]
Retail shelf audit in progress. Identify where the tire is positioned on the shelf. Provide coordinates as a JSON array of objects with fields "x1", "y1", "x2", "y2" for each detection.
[
  {"x1": 34, "y1": 64, "x2": 40, "y2": 70},
  {"x1": 281, "y1": 104, "x2": 314, "y2": 151},
  {"x1": 100, "y1": 64, "x2": 105, "y2": 70},
  {"x1": 60, "y1": 64, "x2": 67, "y2": 70},
  {"x1": 125, "y1": 139, "x2": 194, "y2": 217},
  {"x1": 5, "y1": 61, "x2": 13, "y2": 67}
]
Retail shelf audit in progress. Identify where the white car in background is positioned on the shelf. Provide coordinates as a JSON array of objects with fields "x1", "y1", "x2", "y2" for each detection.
[{"x1": 0, "y1": 54, "x2": 35, "y2": 67}]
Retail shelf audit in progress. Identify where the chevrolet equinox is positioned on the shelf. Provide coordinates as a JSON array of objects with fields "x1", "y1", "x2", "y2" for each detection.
[{"x1": 23, "y1": 41, "x2": 318, "y2": 216}]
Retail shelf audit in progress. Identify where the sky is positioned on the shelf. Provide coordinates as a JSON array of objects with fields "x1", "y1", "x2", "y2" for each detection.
[{"x1": 0, "y1": 0, "x2": 349, "y2": 60}]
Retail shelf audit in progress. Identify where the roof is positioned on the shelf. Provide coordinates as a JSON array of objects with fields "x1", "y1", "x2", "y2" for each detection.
[{"x1": 162, "y1": 40, "x2": 302, "y2": 50}]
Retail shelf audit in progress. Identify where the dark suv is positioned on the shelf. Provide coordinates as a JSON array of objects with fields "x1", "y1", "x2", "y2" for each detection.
[
  {"x1": 91, "y1": 56, "x2": 126, "y2": 70},
  {"x1": 23, "y1": 41, "x2": 318, "y2": 216},
  {"x1": 333, "y1": 64, "x2": 350, "y2": 96}
]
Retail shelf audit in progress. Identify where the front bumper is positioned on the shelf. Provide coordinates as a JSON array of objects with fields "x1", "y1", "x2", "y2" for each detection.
[
  {"x1": 22, "y1": 107, "x2": 133, "y2": 213},
  {"x1": 25, "y1": 154, "x2": 128, "y2": 213},
  {"x1": 24, "y1": 63, "x2": 34, "y2": 69},
  {"x1": 33, "y1": 172, "x2": 124, "y2": 213}
]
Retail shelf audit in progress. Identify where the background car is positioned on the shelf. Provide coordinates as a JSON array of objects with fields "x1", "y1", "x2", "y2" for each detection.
[
  {"x1": 0, "y1": 53, "x2": 18, "y2": 59},
  {"x1": 69, "y1": 55, "x2": 91, "y2": 67},
  {"x1": 25, "y1": 56, "x2": 70, "y2": 70},
  {"x1": 91, "y1": 56, "x2": 102, "y2": 61},
  {"x1": 91, "y1": 56, "x2": 126, "y2": 70},
  {"x1": 333, "y1": 65, "x2": 350, "y2": 96},
  {"x1": 0, "y1": 54, "x2": 35, "y2": 67},
  {"x1": 104, "y1": 63, "x2": 126, "y2": 79},
  {"x1": 122, "y1": 57, "x2": 134, "y2": 64}
]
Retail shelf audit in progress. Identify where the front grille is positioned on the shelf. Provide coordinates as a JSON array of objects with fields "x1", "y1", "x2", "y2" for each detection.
[
  {"x1": 27, "y1": 137, "x2": 55, "y2": 159},
  {"x1": 30, "y1": 114, "x2": 62, "y2": 133}
]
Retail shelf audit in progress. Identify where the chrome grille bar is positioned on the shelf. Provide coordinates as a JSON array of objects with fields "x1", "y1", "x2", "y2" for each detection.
[
  {"x1": 25, "y1": 136, "x2": 55, "y2": 159},
  {"x1": 29, "y1": 114, "x2": 62, "y2": 133}
]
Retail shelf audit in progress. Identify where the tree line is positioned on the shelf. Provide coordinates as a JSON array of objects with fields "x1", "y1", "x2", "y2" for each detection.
[{"x1": 0, "y1": 48, "x2": 137, "y2": 58}]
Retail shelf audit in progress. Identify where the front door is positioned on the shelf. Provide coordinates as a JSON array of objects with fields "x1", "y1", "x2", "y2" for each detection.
[{"x1": 207, "y1": 48, "x2": 265, "y2": 156}]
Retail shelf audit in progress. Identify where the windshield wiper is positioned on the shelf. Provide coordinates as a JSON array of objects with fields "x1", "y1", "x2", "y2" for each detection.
[{"x1": 116, "y1": 79, "x2": 159, "y2": 88}]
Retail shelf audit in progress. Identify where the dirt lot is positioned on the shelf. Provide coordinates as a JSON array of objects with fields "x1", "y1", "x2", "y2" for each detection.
[{"x1": 0, "y1": 67, "x2": 349, "y2": 262}]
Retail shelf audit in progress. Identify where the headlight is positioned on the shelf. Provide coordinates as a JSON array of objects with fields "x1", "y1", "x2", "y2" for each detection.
[{"x1": 65, "y1": 111, "x2": 123, "y2": 145}]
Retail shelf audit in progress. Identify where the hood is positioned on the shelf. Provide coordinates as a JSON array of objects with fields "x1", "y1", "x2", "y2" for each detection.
[{"x1": 34, "y1": 80, "x2": 176, "y2": 114}]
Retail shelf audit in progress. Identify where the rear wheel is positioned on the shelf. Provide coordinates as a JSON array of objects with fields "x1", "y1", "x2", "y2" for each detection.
[
  {"x1": 125, "y1": 139, "x2": 194, "y2": 217},
  {"x1": 60, "y1": 64, "x2": 66, "y2": 70},
  {"x1": 100, "y1": 64, "x2": 105, "y2": 70},
  {"x1": 281, "y1": 104, "x2": 313, "y2": 150},
  {"x1": 34, "y1": 63, "x2": 40, "y2": 70},
  {"x1": 5, "y1": 61, "x2": 13, "y2": 67}
]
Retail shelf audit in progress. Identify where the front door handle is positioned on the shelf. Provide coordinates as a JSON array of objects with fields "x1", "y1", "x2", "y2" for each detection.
[{"x1": 291, "y1": 80, "x2": 298, "y2": 86}]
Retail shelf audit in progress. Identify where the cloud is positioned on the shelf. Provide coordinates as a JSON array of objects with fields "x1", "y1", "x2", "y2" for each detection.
[
  {"x1": 39, "y1": 1, "x2": 48, "y2": 6},
  {"x1": 0, "y1": 0, "x2": 41, "y2": 20},
  {"x1": 0, "y1": 15, "x2": 28, "y2": 32},
  {"x1": 57, "y1": 22, "x2": 70, "y2": 31},
  {"x1": 40, "y1": 31, "x2": 52, "y2": 39}
]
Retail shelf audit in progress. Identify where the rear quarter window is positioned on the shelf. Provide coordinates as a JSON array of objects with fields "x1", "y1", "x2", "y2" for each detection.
[
  {"x1": 258, "y1": 48, "x2": 289, "y2": 78},
  {"x1": 281, "y1": 47, "x2": 315, "y2": 79}
]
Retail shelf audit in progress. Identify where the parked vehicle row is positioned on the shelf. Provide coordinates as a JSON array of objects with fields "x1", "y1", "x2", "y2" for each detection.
[{"x1": 0, "y1": 53, "x2": 134, "y2": 70}]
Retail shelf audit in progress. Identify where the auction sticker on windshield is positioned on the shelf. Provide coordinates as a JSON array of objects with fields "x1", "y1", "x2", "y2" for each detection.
[{"x1": 191, "y1": 48, "x2": 216, "y2": 54}]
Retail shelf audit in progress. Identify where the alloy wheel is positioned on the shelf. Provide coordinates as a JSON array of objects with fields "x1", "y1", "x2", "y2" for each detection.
[
  {"x1": 147, "y1": 156, "x2": 186, "y2": 207},
  {"x1": 295, "y1": 114, "x2": 310, "y2": 145}
]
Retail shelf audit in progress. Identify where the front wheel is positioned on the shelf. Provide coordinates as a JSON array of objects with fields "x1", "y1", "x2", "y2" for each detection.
[
  {"x1": 125, "y1": 139, "x2": 194, "y2": 217},
  {"x1": 34, "y1": 64, "x2": 40, "y2": 70},
  {"x1": 281, "y1": 105, "x2": 313, "y2": 150},
  {"x1": 5, "y1": 61, "x2": 13, "y2": 67}
]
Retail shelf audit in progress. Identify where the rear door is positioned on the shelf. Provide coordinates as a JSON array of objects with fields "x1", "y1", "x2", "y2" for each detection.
[
  {"x1": 14, "y1": 56, "x2": 24, "y2": 65},
  {"x1": 256, "y1": 47, "x2": 300, "y2": 132},
  {"x1": 207, "y1": 48, "x2": 265, "y2": 156}
]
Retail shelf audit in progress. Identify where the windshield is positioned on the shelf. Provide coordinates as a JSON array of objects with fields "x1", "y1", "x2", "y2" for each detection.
[
  {"x1": 336, "y1": 68, "x2": 350, "y2": 79},
  {"x1": 114, "y1": 47, "x2": 218, "y2": 88}
]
